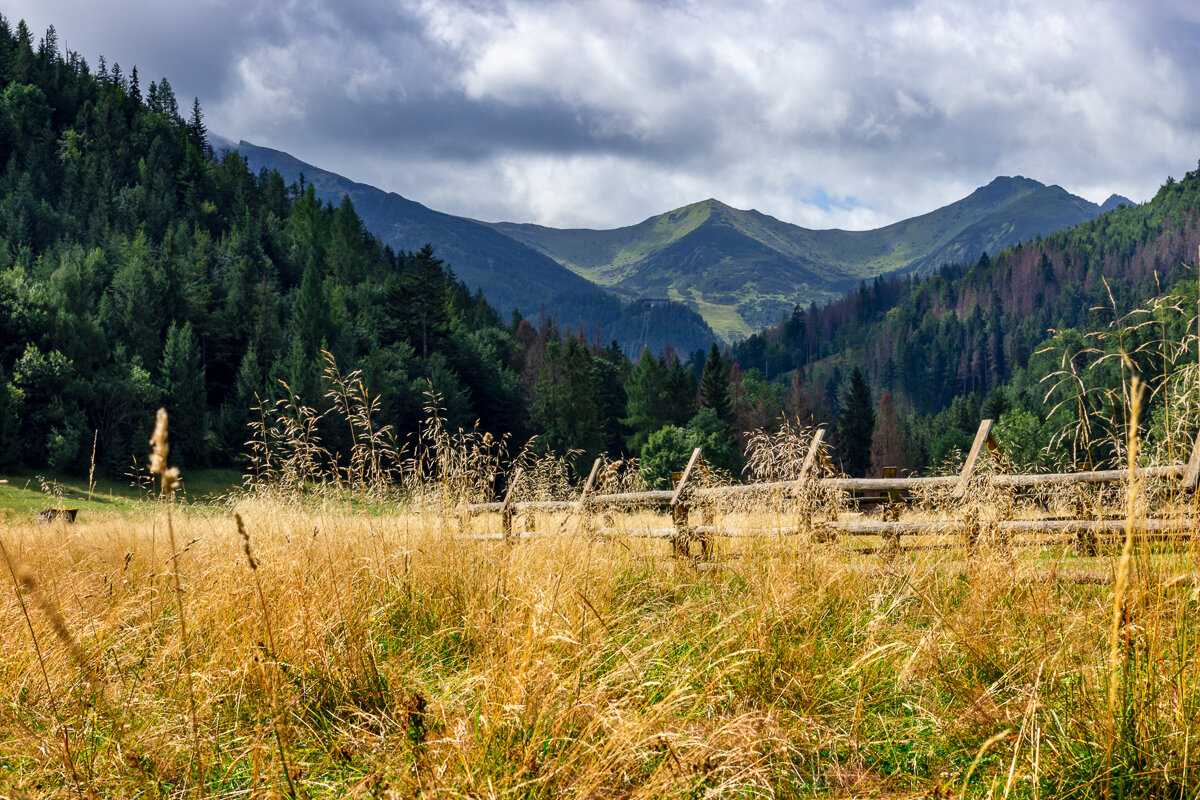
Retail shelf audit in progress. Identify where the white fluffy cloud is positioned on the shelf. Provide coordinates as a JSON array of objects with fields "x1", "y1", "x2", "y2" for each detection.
[{"x1": 6, "y1": 0, "x2": 1199, "y2": 229}]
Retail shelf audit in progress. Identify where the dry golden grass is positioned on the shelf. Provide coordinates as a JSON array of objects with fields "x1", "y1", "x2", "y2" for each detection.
[
  {"x1": 6, "y1": 339, "x2": 1200, "y2": 798},
  {"x1": 2, "y1": 488, "x2": 1199, "y2": 798}
]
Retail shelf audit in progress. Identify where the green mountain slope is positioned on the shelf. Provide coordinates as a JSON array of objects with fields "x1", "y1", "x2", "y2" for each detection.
[
  {"x1": 492, "y1": 177, "x2": 1111, "y2": 340},
  {"x1": 233, "y1": 141, "x2": 601, "y2": 317},
  {"x1": 233, "y1": 142, "x2": 719, "y2": 355},
  {"x1": 730, "y1": 164, "x2": 1200, "y2": 467}
]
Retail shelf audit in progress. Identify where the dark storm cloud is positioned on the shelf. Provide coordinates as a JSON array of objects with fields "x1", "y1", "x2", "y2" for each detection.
[
  {"x1": 296, "y1": 91, "x2": 712, "y2": 163},
  {"x1": 5, "y1": 1, "x2": 1200, "y2": 229}
]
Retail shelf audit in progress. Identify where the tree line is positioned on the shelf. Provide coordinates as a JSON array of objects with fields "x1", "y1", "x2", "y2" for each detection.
[
  {"x1": 732, "y1": 165, "x2": 1200, "y2": 473},
  {"x1": 0, "y1": 17, "x2": 752, "y2": 481},
  {"x1": 6, "y1": 14, "x2": 1198, "y2": 484}
]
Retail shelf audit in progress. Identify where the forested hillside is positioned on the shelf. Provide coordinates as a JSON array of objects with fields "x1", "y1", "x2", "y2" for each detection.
[
  {"x1": 731, "y1": 166, "x2": 1200, "y2": 472},
  {"x1": 0, "y1": 17, "x2": 744, "y2": 481},
  {"x1": 233, "y1": 140, "x2": 720, "y2": 356},
  {"x1": 492, "y1": 177, "x2": 1118, "y2": 339},
  {"x1": 4, "y1": 13, "x2": 1193, "y2": 484},
  {"x1": 0, "y1": 19, "x2": 529, "y2": 473}
]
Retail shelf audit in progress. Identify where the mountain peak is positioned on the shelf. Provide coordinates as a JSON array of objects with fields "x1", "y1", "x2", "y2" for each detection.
[
  {"x1": 1100, "y1": 194, "x2": 1136, "y2": 213},
  {"x1": 973, "y1": 175, "x2": 1045, "y2": 199}
]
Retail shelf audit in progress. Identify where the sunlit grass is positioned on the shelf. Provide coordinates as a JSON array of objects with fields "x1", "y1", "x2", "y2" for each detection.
[{"x1": 2, "y1": 488, "x2": 1197, "y2": 798}]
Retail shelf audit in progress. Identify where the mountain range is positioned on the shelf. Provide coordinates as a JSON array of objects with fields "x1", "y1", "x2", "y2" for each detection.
[
  {"x1": 490, "y1": 179, "x2": 1132, "y2": 339},
  {"x1": 227, "y1": 139, "x2": 1132, "y2": 342}
]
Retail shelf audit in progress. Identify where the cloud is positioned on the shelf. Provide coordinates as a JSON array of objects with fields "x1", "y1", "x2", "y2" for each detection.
[{"x1": 5, "y1": 0, "x2": 1199, "y2": 229}]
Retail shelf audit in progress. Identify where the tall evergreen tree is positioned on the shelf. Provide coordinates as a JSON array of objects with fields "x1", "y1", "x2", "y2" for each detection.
[
  {"x1": 403, "y1": 244, "x2": 450, "y2": 358},
  {"x1": 664, "y1": 353, "x2": 698, "y2": 426},
  {"x1": 293, "y1": 257, "x2": 334, "y2": 358},
  {"x1": 593, "y1": 342, "x2": 630, "y2": 455},
  {"x1": 532, "y1": 335, "x2": 605, "y2": 471},
  {"x1": 161, "y1": 320, "x2": 207, "y2": 463},
  {"x1": 622, "y1": 348, "x2": 670, "y2": 452},
  {"x1": 700, "y1": 343, "x2": 732, "y2": 425},
  {"x1": 187, "y1": 96, "x2": 210, "y2": 157},
  {"x1": 837, "y1": 367, "x2": 875, "y2": 477}
]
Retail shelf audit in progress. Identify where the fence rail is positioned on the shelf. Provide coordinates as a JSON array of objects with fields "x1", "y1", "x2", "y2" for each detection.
[{"x1": 464, "y1": 419, "x2": 1200, "y2": 557}]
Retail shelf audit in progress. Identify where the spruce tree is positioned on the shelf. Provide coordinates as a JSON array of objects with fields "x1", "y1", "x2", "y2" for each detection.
[
  {"x1": 622, "y1": 349, "x2": 670, "y2": 452},
  {"x1": 837, "y1": 367, "x2": 875, "y2": 477},
  {"x1": 403, "y1": 244, "x2": 450, "y2": 358},
  {"x1": 161, "y1": 320, "x2": 208, "y2": 463},
  {"x1": 700, "y1": 343, "x2": 732, "y2": 424},
  {"x1": 294, "y1": 258, "x2": 334, "y2": 357},
  {"x1": 593, "y1": 344, "x2": 629, "y2": 455},
  {"x1": 187, "y1": 97, "x2": 210, "y2": 157},
  {"x1": 532, "y1": 335, "x2": 604, "y2": 472},
  {"x1": 664, "y1": 353, "x2": 698, "y2": 426}
]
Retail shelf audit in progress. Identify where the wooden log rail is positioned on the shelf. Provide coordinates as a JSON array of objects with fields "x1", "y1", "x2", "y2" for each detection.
[
  {"x1": 465, "y1": 517, "x2": 1198, "y2": 545},
  {"x1": 464, "y1": 421, "x2": 1200, "y2": 556},
  {"x1": 468, "y1": 465, "x2": 1189, "y2": 515}
]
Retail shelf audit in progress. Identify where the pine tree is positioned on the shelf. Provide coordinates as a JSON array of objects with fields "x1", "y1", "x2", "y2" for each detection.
[
  {"x1": 622, "y1": 349, "x2": 670, "y2": 452},
  {"x1": 294, "y1": 258, "x2": 334, "y2": 357},
  {"x1": 161, "y1": 320, "x2": 208, "y2": 463},
  {"x1": 403, "y1": 244, "x2": 450, "y2": 358},
  {"x1": 594, "y1": 343, "x2": 629, "y2": 455},
  {"x1": 700, "y1": 343, "x2": 732, "y2": 424},
  {"x1": 837, "y1": 367, "x2": 875, "y2": 477},
  {"x1": 533, "y1": 335, "x2": 604, "y2": 471},
  {"x1": 664, "y1": 353, "x2": 698, "y2": 426},
  {"x1": 187, "y1": 97, "x2": 210, "y2": 158}
]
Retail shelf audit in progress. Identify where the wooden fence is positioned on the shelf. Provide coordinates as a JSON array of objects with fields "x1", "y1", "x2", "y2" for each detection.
[{"x1": 465, "y1": 420, "x2": 1200, "y2": 557}]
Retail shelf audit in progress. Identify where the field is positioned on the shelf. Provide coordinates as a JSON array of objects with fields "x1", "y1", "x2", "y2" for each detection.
[{"x1": 2, "y1": 471, "x2": 1199, "y2": 798}]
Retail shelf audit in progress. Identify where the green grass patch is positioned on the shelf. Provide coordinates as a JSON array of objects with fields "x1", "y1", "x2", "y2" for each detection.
[{"x1": 0, "y1": 467, "x2": 241, "y2": 521}]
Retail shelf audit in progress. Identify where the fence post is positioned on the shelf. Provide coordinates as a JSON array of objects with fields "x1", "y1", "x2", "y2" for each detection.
[
  {"x1": 671, "y1": 448, "x2": 703, "y2": 558},
  {"x1": 955, "y1": 419, "x2": 995, "y2": 498},
  {"x1": 501, "y1": 467, "x2": 524, "y2": 546},
  {"x1": 1183, "y1": 428, "x2": 1200, "y2": 492},
  {"x1": 797, "y1": 426, "x2": 827, "y2": 485},
  {"x1": 573, "y1": 457, "x2": 603, "y2": 537},
  {"x1": 881, "y1": 466, "x2": 901, "y2": 559},
  {"x1": 793, "y1": 427, "x2": 828, "y2": 539}
]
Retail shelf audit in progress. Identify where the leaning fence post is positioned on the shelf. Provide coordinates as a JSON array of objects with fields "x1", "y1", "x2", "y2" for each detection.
[
  {"x1": 794, "y1": 427, "x2": 834, "y2": 541},
  {"x1": 955, "y1": 419, "x2": 995, "y2": 498},
  {"x1": 956, "y1": 420, "x2": 996, "y2": 555},
  {"x1": 671, "y1": 448, "x2": 703, "y2": 558},
  {"x1": 797, "y1": 426, "x2": 827, "y2": 485},
  {"x1": 501, "y1": 467, "x2": 524, "y2": 545},
  {"x1": 572, "y1": 457, "x2": 603, "y2": 537}
]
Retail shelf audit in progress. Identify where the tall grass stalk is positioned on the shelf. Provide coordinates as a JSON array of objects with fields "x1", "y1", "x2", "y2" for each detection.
[
  {"x1": 0, "y1": 537, "x2": 80, "y2": 789},
  {"x1": 150, "y1": 408, "x2": 205, "y2": 797},
  {"x1": 1107, "y1": 374, "x2": 1142, "y2": 792},
  {"x1": 236, "y1": 512, "x2": 300, "y2": 799}
]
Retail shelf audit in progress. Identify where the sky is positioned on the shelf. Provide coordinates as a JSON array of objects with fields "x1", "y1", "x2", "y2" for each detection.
[{"x1": 7, "y1": 0, "x2": 1200, "y2": 230}]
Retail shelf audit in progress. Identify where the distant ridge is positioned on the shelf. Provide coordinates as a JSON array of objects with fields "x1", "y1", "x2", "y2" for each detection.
[
  {"x1": 227, "y1": 138, "x2": 1120, "y2": 343},
  {"x1": 231, "y1": 141, "x2": 721, "y2": 355},
  {"x1": 232, "y1": 140, "x2": 600, "y2": 317},
  {"x1": 490, "y1": 176, "x2": 1113, "y2": 339}
]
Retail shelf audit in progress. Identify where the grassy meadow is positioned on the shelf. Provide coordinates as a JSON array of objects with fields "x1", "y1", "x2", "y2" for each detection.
[{"x1": 2, "y1": 457, "x2": 1199, "y2": 798}]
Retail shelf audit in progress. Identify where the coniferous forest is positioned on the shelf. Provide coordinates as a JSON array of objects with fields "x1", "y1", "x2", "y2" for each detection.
[
  {"x1": 5, "y1": 14, "x2": 1200, "y2": 483},
  {"x1": 733, "y1": 171, "x2": 1200, "y2": 473},
  {"x1": 0, "y1": 18, "x2": 738, "y2": 480}
]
